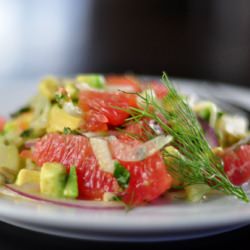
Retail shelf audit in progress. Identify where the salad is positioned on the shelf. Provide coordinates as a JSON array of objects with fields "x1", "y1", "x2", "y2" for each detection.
[{"x1": 0, "y1": 73, "x2": 249, "y2": 208}]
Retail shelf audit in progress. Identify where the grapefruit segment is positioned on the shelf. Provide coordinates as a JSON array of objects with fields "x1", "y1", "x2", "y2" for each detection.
[
  {"x1": 32, "y1": 134, "x2": 172, "y2": 205},
  {"x1": 32, "y1": 133, "x2": 119, "y2": 200},
  {"x1": 223, "y1": 145, "x2": 250, "y2": 185}
]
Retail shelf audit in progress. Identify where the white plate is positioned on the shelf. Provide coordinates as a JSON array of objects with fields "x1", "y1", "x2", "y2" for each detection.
[{"x1": 0, "y1": 77, "x2": 250, "y2": 242}]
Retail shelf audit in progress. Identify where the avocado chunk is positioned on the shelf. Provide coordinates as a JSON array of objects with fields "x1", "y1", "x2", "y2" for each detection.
[
  {"x1": 76, "y1": 74, "x2": 105, "y2": 89},
  {"x1": 185, "y1": 184, "x2": 211, "y2": 202},
  {"x1": 47, "y1": 105, "x2": 81, "y2": 133},
  {"x1": 0, "y1": 143, "x2": 20, "y2": 184},
  {"x1": 16, "y1": 169, "x2": 40, "y2": 186},
  {"x1": 40, "y1": 163, "x2": 67, "y2": 198},
  {"x1": 64, "y1": 166, "x2": 79, "y2": 198},
  {"x1": 0, "y1": 144, "x2": 20, "y2": 172}
]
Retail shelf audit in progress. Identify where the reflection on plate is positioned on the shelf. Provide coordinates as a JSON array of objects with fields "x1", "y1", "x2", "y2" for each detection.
[{"x1": 0, "y1": 78, "x2": 249, "y2": 241}]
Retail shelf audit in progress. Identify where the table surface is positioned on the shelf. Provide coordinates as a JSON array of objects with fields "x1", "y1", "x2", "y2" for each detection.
[{"x1": 0, "y1": 221, "x2": 249, "y2": 250}]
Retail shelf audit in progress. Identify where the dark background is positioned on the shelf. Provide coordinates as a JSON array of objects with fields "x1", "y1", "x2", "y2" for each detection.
[
  {"x1": 0, "y1": 0, "x2": 250, "y2": 86},
  {"x1": 0, "y1": 221, "x2": 250, "y2": 250},
  {"x1": 83, "y1": 0, "x2": 250, "y2": 87}
]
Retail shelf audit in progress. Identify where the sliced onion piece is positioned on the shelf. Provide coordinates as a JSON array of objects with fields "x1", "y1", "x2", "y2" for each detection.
[
  {"x1": 3, "y1": 184, "x2": 123, "y2": 209},
  {"x1": 109, "y1": 135, "x2": 173, "y2": 162},
  {"x1": 90, "y1": 137, "x2": 115, "y2": 173},
  {"x1": 148, "y1": 119, "x2": 164, "y2": 135}
]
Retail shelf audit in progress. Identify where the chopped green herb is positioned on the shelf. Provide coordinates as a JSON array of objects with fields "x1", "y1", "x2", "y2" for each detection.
[
  {"x1": 112, "y1": 195, "x2": 122, "y2": 202},
  {"x1": 10, "y1": 106, "x2": 31, "y2": 118},
  {"x1": 171, "y1": 185, "x2": 185, "y2": 190},
  {"x1": 114, "y1": 161, "x2": 130, "y2": 189},
  {"x1": 55, "y1": 92, "x2": 67, "y2": 108},
  {"x1": 20, "y1": 129, "x2": 33, "y2": 138},
  {"x1": 63, "y1": 127, "x2": 82, "y2": 135},
  {"x1": 217, "y1": 111, "x2": 224, "y2": 119}
]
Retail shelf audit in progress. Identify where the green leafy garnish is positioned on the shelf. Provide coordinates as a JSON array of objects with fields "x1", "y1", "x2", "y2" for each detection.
[
  {"x1": 63, "y1": 127, "x2": 82, "y2": 135},
  {"x1": 126, "y1": 72, "x2": 248, "y2": 202},
  {"x1": 72, "y1": 97, "x2": 79, "y2": 105},
  {"x1": 112, "y1": 195, "x2": 122, "y2": 202},
  {"x1": 55, "y1": 92, "x2": 67, "y2": 108},
  {"x1": 20, "y1": 129, "x2": 33, "y2": 138},
  {"x1": 217, "y1": 111, "x2": 224, "y2": 119},
  {"x1": 114, "y1": 161, "x2": 130, "y2": 189},
  {"x1": 10, "y1": 106, "x2": 31, "y2": 118}
]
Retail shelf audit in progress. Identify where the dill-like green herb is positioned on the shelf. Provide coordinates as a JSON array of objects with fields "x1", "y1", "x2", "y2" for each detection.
[{"x1": 126, "y1": 72, "x2": 248, "y2": 202}]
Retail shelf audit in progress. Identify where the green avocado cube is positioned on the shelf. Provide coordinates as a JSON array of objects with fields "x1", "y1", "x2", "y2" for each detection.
[
  {"x1": 76, "y1": 74, "x2": 105, "y2": 89},
  {"x1": 64, "y1": 166, "x2": 79, "y2": 199},
  {"x1": 40, "y1": 163, "x2": 66, "y2": 198}
]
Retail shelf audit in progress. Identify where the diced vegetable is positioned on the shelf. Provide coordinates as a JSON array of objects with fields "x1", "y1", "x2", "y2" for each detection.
[
  {"x1": 185, "y1": 184, "x2": 211, "y2": 202},
  {"x1": 47, "y1": 105, "x2": 82, "y2": 133},
  {"x1": 30, "y1": 94, "x2": 51, "y2": 132},
  {"x1": 65, "y1": 83, "x2": 79, "y2": 99},
  {"x1": 114, "y1": 161, "x2": 130, "y2": 189},
  {"x1": 216, "y1": 114, "x2": 248, "y2": 147},
  {"x1": 0, "y1": 144, "x2": 20, "y2": 172},
  {"x1": 16, "y1": 169, "x2": 40, "y2": 186},
  {"x1": 2, "y1": 73, "x2": 250, "y2": 205},
  {"x1": 109, "y1": 135, "x2": 173, "y2": 162},
  {"x1": 217, "y1": 114, "x2": 248, "y2": 135},
  {"x1": 223, "y1": 144, "x2": 250, "y2": 186},
  {"x1": 40, "y1": 163, "x2": 67, "y2": 198},
  {"x1": 39, "y1": 76, "x2": 59, "y2": 100},
  {"x1": 76, "y1": 74, "x2": 105, "y2": 89},
  {"x1": 63, "y1": 166, "x2": 79, "y2": 199},
  {"x1": 2, "y1": 125, "x2": 23, "y2": 147},
  {"x1": 2, "y1": 112, "x2": 34, "y2": 146},
  {"x1": 193, "y1": 101, "x2": 218, "y2": 127},
  {"x1": 0, "y1": 167, "x2": 16, "y2": 184},
  {"x1": 90, "y1": 137, "x2": 115, "y2": 173},
  {"x1": 0, "y1": 143, "x2": 20, "y2": 184}
]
